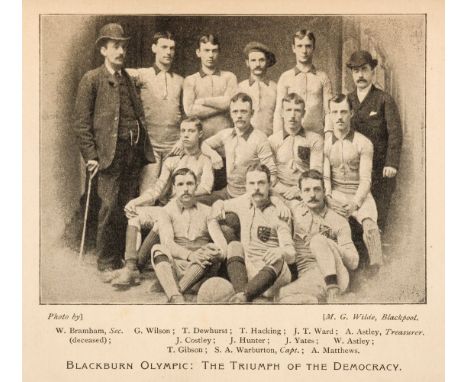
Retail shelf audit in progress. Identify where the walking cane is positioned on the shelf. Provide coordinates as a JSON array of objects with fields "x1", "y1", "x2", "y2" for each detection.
[{"x1": 79, "y1": 168, "x2": 97, "y2": 261}]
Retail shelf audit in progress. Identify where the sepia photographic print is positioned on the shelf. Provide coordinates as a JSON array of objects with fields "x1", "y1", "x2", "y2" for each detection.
[
  {"x1": 24, "y1": 1, "x2": 444, "y2": 381},
  {"x1": 39, "y1": 13, "x2": 426, "y2": 305}
]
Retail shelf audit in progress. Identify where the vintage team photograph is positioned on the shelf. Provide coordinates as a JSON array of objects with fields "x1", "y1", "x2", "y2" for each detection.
[{"x1": 39, "y1": 14, "x2": 426, "y2": 304}]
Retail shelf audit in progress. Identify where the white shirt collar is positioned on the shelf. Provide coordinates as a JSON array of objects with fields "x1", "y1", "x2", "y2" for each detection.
[{"x1": 357, "y1": 83, "x2": 372, "y2": 102}]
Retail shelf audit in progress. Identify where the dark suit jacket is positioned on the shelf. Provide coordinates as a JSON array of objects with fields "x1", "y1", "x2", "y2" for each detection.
[
  {"x1": 348, "y1": 85, "x2": 402, "y2": 174},
  {"x1": 73, "y1": 64, "x2": 155, "y2": 170}
]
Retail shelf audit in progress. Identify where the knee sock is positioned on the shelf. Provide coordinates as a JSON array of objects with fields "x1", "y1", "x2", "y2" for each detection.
[
  {"x1": 124, "y1": 225, "x2": 139, "y2": 263},
  {"x1": 226, "y1": 256, "x2": 248, "y2": 293},
  {"x1": 152, "y1": 254, "x2": 180, "y2": 299},
  {"x1": 179, "y1": 264, "x2": 206, "y2": 293},
  {"x1": 137, "y1": 230, "x2": 159, "y2": 269},
  {"x1": 245, "y1": 266, "x2": 277, "y2": 301},
  {"x1": 363, "y1": 228, "x2": 383, "y2": 266}
]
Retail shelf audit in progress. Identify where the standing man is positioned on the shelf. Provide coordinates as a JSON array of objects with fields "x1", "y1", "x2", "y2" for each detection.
[
  {"x1": 237, "y1": 41, "x2": 277, "y2": 136},
  {"x1": 150, "y1": 168, "x2": 228, "y2": 303},
  {"x1": 73, "y1": 23, "x2": 155, "y2": 275},
  {"x1": 126, "y1": 31, "x2": 184, "y2": 192},
  {"x1": 269, "y1": 93, "x2": 323, "y2": 203},
  {"x1": 346, "y1": 51, "x2": 403, "y2": 231},
  {"x1": 281, "y1": 170, "x2": 359, "y2": 303},
  {"x1": 324, "y1": 94, "x2": 383, "y2": 272},
  {"x1": 274, "y1": 29, "x2": 332, "y2": 135},
  {"x1": 212, "y1": 164, "x2": 296, "y2": 303},
  {"x1": 183, "y1": 34, "x2": 237, "y2": 138}
]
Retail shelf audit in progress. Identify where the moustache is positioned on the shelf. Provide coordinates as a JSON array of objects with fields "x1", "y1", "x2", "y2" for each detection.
[
  {"x1": 252, "y1": 191, "x2": 264, "y2": 197},
  {"x1": 307, "y1": 198, "x2": 319, "y2": 203},
  {"x1": 357, "y1": 78, "x2": 367, "y2": 82}
]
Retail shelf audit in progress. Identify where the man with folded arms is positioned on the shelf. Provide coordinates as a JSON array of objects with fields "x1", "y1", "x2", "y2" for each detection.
[
  {"x1": 237, "y1": 41, "x2": 277, "y2": 137},
  {"x1": 183, "y1": 34, "x2": 237, "y2": 138}
]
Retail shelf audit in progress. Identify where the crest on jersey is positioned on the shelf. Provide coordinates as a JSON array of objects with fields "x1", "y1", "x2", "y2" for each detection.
[
  {"x1": 257, "y1": 226, "x2": 272, "y2": 242},
  {"x1": 297, "y1": 146, "x2": 311, "y2": 162},
  {"x1": 319, "y1": 224, "x2": 337, "y2": 242}
]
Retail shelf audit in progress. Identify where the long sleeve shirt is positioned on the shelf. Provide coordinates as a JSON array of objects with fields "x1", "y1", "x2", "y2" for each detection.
[
  {"x1": 290, "y1": 201, "x2": 358, "y2": 275},
  {"x1": 237, "y1": 78, "x2": 276, "y2": 136},
  {"x1": 205, "y1": 125, "x2": 277, "y2": 197},
  {"x1": 140, "y1": 151, "x2": 214, "y2": 205},
  {"x1": 274, "y1": 65, "x2": 332, "y2": 135},
  {"x1": 269, "y1": 127, "x2": 323, "y2": 195},
  {"x1": 126, "y1": 67, "x2": 184, "y2": 154},
  {"x1": 221, "y1": 195, "x2": 295, "y2": 278},
  {"x1": 183, "y1": 69, "x2": 237, "y2": 138},
  {"x1": 158, "y1": 200, "x2": 227, "y2": 261},
  {"x1": 323, "y1": 129, "x2": 374, "y2": 207}
]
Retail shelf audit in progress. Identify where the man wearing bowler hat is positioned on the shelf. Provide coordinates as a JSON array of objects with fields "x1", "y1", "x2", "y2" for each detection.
[
  {"x1": 346, "y1": 50, "x2": 403, "y2": 232},
  {"x1": 237, "y1": 42, "x2": 277, "y2": 137},
  {"x1": 73, "y1": 23, "x2": 155, "y2": 277}
]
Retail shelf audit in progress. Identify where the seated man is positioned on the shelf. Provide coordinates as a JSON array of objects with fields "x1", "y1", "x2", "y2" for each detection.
[
  {"x1": 269, "y1": 93, "x2": 323, "y2": 203},
  {"x1": 324, "y1": 94, "x2": 383, "y2": 273},
  {"x1": 150, "y1": 168, "x2": 228, "y2": 303},
  {"x1": 109, "y1": 118, "x2": 214, "y2": 286},
  {"x1": 211, "y1": 164, "x2": 296, "y2": 303},
  {"x1": 281, "y1": 170, "x2": 359, "y2": 303}
]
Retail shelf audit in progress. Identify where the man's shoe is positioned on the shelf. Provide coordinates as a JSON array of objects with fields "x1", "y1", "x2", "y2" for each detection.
[
  {"x1": 111, "y1": 267, "x2": 141, "y2": 287},
  {"x1": 100, "y1": 269, "x2": 120, "y2": 283},
  {"x1": 229, "y1": 292, "x2": 248, "y2": 303},
  {"x1": 168, "y1": 294, "x2": 185, "y2": 304}
]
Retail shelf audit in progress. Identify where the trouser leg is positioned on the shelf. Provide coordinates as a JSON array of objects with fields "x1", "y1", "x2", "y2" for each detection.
[
  {"x1": 372, "y1": 175, "x2": 396, "y2": 233},
  {"x1": 96, "y1": 163, "x2": 122, "y2": 271}
]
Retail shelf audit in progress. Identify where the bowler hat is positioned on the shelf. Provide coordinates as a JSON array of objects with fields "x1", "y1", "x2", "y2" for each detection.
[
  {"x1": 346, "y1": 50, "x2": 378, "y2": 69},
  {"x1": 243, "y1": 41, "x2": 276, "y2": 67},
  {"x1": 95, "y1": 23, "x2": 130, "y2": 46}
]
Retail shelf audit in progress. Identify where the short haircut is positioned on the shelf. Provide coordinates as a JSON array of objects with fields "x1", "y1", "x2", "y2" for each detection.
[
  {"x1": 246, "y1": 163, "x2": 271, "y2": 184},
  {"x1": 328, "y1": 93, "x2": 353, "y2": 111},
  {"x1": 230, "y1": 92, "x2": 253, "y2": 109},
  {"x1": 292, "y1": 29, "x2": 316, "y2": 48},
  {"x1": 152, "y1": 31, "x2": 175, "y2": 45},
  {"x1": 198, "y1": 34, "x2": 220, "y2": 48},
  {"x1": 181, "y1": 116, "x2": 203, "y2": 132},
  {"x1": 282, "y1": 92, "x2": 306, "y2": 108},
  {"x1": 171, "y1": 167, "x2": 197, "y2": 185},
  {"x1": 298, "y1": 169, "x2": 324, "y2": 190}
]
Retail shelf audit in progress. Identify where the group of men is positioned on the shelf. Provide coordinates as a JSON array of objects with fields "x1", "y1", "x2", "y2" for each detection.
[{"x1": 73, "y1": 23, "x2": 402, "y2": 303}]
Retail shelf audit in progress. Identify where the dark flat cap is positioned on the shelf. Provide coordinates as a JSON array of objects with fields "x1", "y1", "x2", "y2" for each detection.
[
  {"x1": 243, "y1": 41, "x2": 276, "y2": 67},
  {"x1": 95, "y1": 23, "x2": 130, "y2": 46},
  {"x1": 346, "y1": 50, "x2": 378, "y2": 69}
]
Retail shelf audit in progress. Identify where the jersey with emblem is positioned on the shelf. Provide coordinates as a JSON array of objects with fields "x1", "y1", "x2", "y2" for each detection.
[{"x1": 221, "y1": 194, "x2": 295, "y2": 279}]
